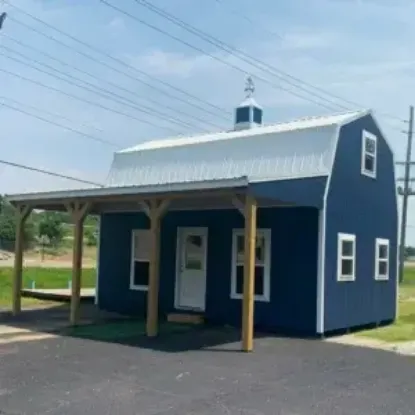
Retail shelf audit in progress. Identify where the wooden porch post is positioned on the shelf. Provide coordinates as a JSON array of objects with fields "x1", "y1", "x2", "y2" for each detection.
[
  {"x1": 145, "y1": 199, "x2": 169, "y2": 337},
  {"x1": 65, "y1": 201, "x2": 89, "y2": 326},
  {"x1": 12, "y1": 204, "x2": 32, "y2": 315},
  {"x1": 241, "y1": 194, "x2": 257, "y2": 352}
]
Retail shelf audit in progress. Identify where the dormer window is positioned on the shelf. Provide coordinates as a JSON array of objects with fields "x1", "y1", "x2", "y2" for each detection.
[{"x1": 361, "y1": 130, "x2": 377, "y2": 178}]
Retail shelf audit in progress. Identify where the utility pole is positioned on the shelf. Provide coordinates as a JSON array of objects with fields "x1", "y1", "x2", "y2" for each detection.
[{"x1": 397, "y1": 105, "x2": 414, "y2": 284}]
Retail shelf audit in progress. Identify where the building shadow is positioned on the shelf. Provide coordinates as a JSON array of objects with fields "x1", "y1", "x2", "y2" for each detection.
[{"x1": 0, "y1": 303, "x2": 273, "y2": 353}]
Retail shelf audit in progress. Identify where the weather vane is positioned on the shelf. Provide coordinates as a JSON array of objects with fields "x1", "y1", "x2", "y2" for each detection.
[
  {"x1": 0, "y1": 12, "x2": 7, "y2": 30},
  {"x1": 244, "y1": 75, "x2": 255, "y2": 98}
]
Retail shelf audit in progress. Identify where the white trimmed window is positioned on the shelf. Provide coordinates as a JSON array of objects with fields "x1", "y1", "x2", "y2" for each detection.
[
  {"x1": 375, "y1": 238, "x2": 389, "y2": 281},
  {"x1": 130, "y1": 229, "x2": 151, "y2": 291},
  {"x1": 337, "y1": 233, "x2": 356, "y2": 282},
  {"x1": 361, "y1": 130, "x2": 377, "y2": 178},
  {"x1": 230, "y1": 229, "x2": 271, "y2": 302}
]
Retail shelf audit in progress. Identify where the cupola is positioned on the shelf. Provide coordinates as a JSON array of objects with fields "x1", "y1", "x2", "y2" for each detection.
[{"x1": 234, "y1": 76, "x2": 263, "y2": 131}]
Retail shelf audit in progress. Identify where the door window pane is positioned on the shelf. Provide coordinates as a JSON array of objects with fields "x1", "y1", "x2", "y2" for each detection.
[{"x1": 184, "y1": 234, "x2": 203, "y2": 270}]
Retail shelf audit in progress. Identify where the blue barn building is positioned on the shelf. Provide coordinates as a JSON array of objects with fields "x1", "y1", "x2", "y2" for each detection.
[{"x1": 7, "y1": 92, "x2": 398, "y2": 348}]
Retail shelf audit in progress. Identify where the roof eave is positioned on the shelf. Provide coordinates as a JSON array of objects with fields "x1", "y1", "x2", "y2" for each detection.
[{"x1": 5, "y1": 177, "x2": 250, "y2": 206}]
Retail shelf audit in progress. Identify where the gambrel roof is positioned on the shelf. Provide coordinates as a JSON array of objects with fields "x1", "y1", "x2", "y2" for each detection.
[
  {"x1": 6, "y1": 109, "x2": 371, "y2": 205},
  {"x1": 106, "y1": 110, "x2": 368, "y2": 188}
]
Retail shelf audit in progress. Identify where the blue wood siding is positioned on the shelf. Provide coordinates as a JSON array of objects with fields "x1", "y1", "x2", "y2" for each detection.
[
  {"x1": 324, "y1": 114, "x2": 398, "y2": 332},
  {"x1": 98, "y1": 206, "x2": 319, "y2": 334},
  {"x1": 250, "y1": 177, "x2": 327, "y2": 208}
]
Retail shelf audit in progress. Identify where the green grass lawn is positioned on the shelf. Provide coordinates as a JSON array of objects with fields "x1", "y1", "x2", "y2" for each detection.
[
  {"x1": 359, "y1": 268, "x2": 415, "y2": 343},
  {"x1": 0, "y1": 267, "x2": 96, "y2": 308}
]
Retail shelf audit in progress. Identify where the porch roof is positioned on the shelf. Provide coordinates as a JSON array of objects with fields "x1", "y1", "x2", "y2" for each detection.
[{"x1": 5, "y1": 177, "x2": 252, "y2": 213}]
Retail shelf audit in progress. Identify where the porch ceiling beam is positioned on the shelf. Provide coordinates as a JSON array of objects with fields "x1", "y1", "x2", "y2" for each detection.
[
  {"x1": 242, "y1": 194, "x2": 257, "y2": 352},
  {"x1": 12, "y1": 204, "x2": 32, "y2": 315},
  {"x1": 231, "y1": 194, "x2": 245, "y2": 217},
  {"x1": 138, "y1": 201, "x2": 151, "y2": 218},
  {"x1": 65, "y1": 201, "x2": 90, "y2": 326}
]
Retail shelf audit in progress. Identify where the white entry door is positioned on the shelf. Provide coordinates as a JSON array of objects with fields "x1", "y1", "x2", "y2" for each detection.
[{"x1": 175, "y1": 227, "x2": 208, "y2": 311}]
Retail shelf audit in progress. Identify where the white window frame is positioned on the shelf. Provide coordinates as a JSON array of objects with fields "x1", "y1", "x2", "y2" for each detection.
[
  {"x1": 361, "y1": 130, "x2": 377, "y2": 178},
  {"x1": 375, "y1": 238, "x2": 390, "y2": 281},
  {"x1": 230, "y1": 228, "x2": 271, "y2": 302},
  {"x1": 130, "y1": 229, "x2": 150, "y2": 291},
  {"x1": 337, "y1": 233, "x2": 356, "y2": 282}
]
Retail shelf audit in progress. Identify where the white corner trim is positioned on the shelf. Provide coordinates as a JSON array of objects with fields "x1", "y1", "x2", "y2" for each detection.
[
  {"x1": 316, "y1": 209, "x2": 325, "y2": 334},
  {"x1": 316, "y1": 124, "x2": 341, "y2": 334},
  {"x1": 361, "y1": 130, "x2": 377, "y2": 179},
  {"x1": 94, "y1": 217, "x2": 101, "y2": 306},
  {"x1": 374, "y1": 238, "x2": 390, "y2": 281},
  {"x1": 230, "y1": 228, "x2": 271, "y2": 303},
  {"x1": 129, "y1": 229, "x2": 150, "y2": 292},
  {"x1": 337, "y1": 233, "x2": 356, "y2": 282}
]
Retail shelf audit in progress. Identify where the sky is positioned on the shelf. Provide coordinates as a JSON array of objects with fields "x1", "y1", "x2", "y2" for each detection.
[{"x1": 0, "y1": 0, "x2": 414, "y2": 240}]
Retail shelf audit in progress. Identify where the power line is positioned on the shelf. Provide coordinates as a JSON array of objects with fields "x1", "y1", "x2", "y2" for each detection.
[
  {"x1": 133, "y1": 0, "x2": 353, "y2": 112},
  {"x1": 1, "y1": 33, "x2": 224, "y2": 131},
  {"x1": 213, "y1": 0, "x2": 405, "y2": 124},
  {"x1": 3, "y1": 2, "x2": 230, "y2": 119},
  {"x1": 214, "y1": 0, "x2": 283, "y2": 41},
  {"x1": 0, "y1": 46, "x2": 202, "y2": 133},
  {"x1": 100, "y1": 0, "x2": 344, "y2": 112},
  {"x1": 216, "y1": 0, "x2": 405, "y2": 122},
  {"x1": 131, "y1": 0, "x2": 405, "y2": 124},
  {"x1": 0, "y1": 64, "x2": 181, "y2": 136},
  {"x1": 0, "y1": 100, "x2": 119, "y2": 147},
  {"x1": 0, "y1": 158, "x2": 104, "y2": 187},
  {"x1": 0, "y1": 94, "x2": 103, "y2": 134}
]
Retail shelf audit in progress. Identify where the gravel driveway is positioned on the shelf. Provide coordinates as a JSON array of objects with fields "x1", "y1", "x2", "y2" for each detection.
[{"x1": 0, "y1": 326, "x2": 415, "y2": 415}]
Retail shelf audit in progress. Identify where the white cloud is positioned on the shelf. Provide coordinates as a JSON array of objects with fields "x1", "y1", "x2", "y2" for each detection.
[
  {"x1": 108, "y1": 17, "x2": 125, "y2": 30},
  {"x1": 129, "y1": 49, "x2": 215, "y2": 79},
  {"x1": 278, "y1": 30, "x2": 336, "y2": 51}
]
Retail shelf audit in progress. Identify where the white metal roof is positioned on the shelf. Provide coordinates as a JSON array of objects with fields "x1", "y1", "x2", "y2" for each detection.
[
  {"x1": 6, "y1": 109, "x2": 370, "y2": 204},
  {"x1": 107, "y1": 110, "x2": 369, "y2": 187}
]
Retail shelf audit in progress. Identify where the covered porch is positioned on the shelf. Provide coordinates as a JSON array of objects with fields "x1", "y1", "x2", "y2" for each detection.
[{"x1": 6, "y1": 177, "x2": 280, "y2": 352}]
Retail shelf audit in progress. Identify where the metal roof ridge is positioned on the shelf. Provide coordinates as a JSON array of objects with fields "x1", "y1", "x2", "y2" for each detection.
[{"x1": 118, "y1": 109, "x2": 368, "y2": 154}]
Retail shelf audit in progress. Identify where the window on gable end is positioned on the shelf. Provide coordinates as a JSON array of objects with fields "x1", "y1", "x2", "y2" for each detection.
[
  {"x1": 375, "y1": 238, "x2": 389, "y2": 281},
  {"x1": 361, "y1": 130, "x2": 377, "y2": 178},
  {"x1": 337, "y1": 233, "x2": 356, "y2": 282}
]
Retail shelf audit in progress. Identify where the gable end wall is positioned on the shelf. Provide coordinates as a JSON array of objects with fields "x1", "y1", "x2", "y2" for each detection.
[{"x1": 323, "y1": 114, "x2": 398, "y2": 332}]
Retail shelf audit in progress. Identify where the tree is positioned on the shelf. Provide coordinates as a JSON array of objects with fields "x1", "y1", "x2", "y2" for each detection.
[
  {"x1": 0, "y1": 196, "x2": 35, "y2": 250},
  {"x1": 84, "y1": 227, "x2": 98, "y2": 247},
  {"x1": 38, "y1": 212, "x2": 64, "y2": 246},
  {"x1": 405, "y1": 246, "x2": 415, "y2": 259}
]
